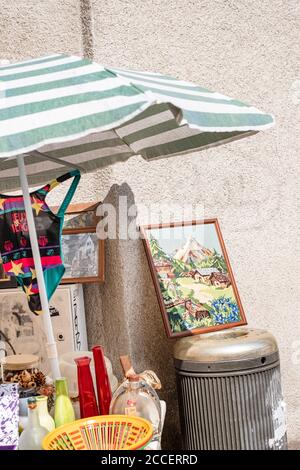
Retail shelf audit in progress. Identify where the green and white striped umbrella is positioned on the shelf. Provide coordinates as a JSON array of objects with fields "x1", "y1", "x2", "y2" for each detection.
[
  {"x1": 0, "y1": 54, "x2": 274, "y2": 190},
  {"x1": 0, "y1": 53, "x2": 274, "y2": 379}
]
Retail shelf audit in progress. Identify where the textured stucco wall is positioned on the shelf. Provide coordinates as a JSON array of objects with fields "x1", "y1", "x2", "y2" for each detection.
[
  {"x1": 0, "y1": 0, "x2": 82, "y2": 59},
  {"x1": 0, "y1": 0, "x2": 299, "y2": 449}
]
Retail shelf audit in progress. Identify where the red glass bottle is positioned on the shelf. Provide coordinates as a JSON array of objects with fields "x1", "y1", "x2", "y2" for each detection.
[
  {"x1": 74, "y1": 356, "x2": 99, "y2": 418},
  {"x1": 92, "y1": 346, "x2": 112, "y2": 415}
]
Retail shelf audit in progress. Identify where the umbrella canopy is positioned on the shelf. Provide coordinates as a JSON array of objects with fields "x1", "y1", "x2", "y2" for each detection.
[
  {"x1": 0, "y1": 54, "x2": 274, "y2": 379},
  {"x1": 0, "y1": 54, "x2": 274, "y2": 190}
]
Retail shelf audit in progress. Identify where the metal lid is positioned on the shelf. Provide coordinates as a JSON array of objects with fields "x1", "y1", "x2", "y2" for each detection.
[{"x1": 174, "y1": 327, "x2": 279, "y2": 373}]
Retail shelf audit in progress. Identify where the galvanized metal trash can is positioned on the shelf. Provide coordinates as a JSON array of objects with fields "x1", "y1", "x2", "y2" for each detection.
[{"x1": 174, "y1": 328, "x2": 288, "y2": 450}]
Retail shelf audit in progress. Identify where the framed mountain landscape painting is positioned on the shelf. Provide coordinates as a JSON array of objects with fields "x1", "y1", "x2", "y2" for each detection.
[{"x1": 141, "y1": 219, "x2": 247, "y2": 338}]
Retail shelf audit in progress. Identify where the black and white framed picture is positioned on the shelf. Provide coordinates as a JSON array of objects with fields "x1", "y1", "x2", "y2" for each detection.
[{"x1": 61, "y1": 227, "x2": 105, "y2": 284}]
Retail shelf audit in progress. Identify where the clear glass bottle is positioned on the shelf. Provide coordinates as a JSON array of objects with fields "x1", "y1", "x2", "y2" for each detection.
[
  {"x1": 109, "y1": 375, "x2": 161, "y2": 441},
  {"x1": 18, "y1": 397, "x2": 48, "y2": 450},
  {"x1": 54, "y1": 378, "x2": 75, "y2": 428},
  {"x1": 18, "y1": 386, "x2": 36, "y2": 434},
  {"x1": 36, "y1": 395, "x2": 55, "y2": 433}
]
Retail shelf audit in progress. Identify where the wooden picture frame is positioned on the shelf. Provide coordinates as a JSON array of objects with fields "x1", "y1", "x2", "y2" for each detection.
[
  {"x1": 51, "y1": 202, "x2": 101, "y2": 229},
  {"x1": 140, "y1": 219, "x2": 247, "y2": 338},
  {"x1": 61, "y1": 227, "x2": 105, "y2": 284}
]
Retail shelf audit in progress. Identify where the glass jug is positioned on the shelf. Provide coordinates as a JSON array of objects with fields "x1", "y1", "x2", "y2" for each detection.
[{"x1": 109, "y1": 375, "x2": 161, "y2": 441}]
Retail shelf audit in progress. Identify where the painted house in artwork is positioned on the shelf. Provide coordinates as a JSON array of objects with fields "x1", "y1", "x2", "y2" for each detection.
[
  {"x1": 210, "y1": 272, "x2": 231, "y2": 288},
  {"x1": 165, "y1": 299, "x2": 210, "y2": 321},
  {"x1": 65, "y1": 234, "x2": 95, "y2": 266},
  {"x1": 79, "y1": 234, "x2": 95, "y2": 259},
  {"x1": 193, "y1": 267, "x2": 220, "y2": 284},
  {"x1": 155, "y1": 260, "x2": 175, "y2": 278},
  {"x1": 179, "y1": 270, "x2": 194, "y2": 278}
]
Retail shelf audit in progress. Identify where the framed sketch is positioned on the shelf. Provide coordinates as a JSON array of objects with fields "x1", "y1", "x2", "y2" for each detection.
[
  {"x1": 61, "y1": 227, "x2": 105, "y2": 284},
  {"x1": 0, "y1": 258, "x2": 17, "y2": 289},
  {"x1": 141, "y1": 219, "x2": 247, "y2": 338}
]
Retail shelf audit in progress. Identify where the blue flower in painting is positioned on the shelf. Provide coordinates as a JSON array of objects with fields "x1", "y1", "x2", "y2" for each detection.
[{"x1": 210, "y1": 296, "x2": 240, "y2": 325}]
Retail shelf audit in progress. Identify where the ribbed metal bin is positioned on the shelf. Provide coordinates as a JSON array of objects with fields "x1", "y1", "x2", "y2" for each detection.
[{"x1": 174, "y1": 328, "x2": 288, "y2": 450}]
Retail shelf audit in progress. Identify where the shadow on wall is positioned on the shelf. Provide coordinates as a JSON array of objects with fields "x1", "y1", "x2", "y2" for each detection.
[{"x1": 84, "y1": 182, "x2": 181, "y2": 450}]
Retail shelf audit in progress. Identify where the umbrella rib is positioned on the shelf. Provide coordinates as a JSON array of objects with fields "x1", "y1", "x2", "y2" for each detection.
[{"x1": 30, "y1": 150, "x2": 86, "y2": 173}]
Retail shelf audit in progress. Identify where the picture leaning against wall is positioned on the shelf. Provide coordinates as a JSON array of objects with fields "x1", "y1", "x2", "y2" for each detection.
[{"x1": 141, "y1": 219, "x2": 247, "y2": 338}]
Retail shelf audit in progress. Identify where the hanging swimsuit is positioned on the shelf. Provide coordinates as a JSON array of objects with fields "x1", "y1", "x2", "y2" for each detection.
[{"x1": 0, "y1": 170, "x2": 81, "y2": 315}]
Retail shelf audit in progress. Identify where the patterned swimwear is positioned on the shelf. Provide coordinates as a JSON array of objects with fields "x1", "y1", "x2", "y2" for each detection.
[{"x1": 0, "y1": 170, "x2": 81, "y2": 314}]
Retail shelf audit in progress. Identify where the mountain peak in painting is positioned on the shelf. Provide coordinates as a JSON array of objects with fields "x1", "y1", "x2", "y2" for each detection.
[{"x1": 174, "y1": 235, "x2": 214, "y2": 264}]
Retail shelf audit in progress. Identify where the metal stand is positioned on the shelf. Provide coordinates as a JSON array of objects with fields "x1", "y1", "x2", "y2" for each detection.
[{"x1": 17, "y1": 155, "x2": 61, "y2": 379}]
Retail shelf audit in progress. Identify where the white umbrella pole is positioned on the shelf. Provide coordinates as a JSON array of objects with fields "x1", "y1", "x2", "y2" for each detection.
[{"x1": 17, "y1": 155, "x2": 61, "y2": 379}]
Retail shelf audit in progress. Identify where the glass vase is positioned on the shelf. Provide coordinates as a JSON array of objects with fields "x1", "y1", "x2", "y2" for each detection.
[
  {"x1": 92, "y1": 346, "x2": 112, "y2": 415},
  {"x1": 54, "y1": 378, "x2": 75, "y2": 428},
  {"x1": 74, "y1": 356, "x2": 99, "y2": 418}
]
